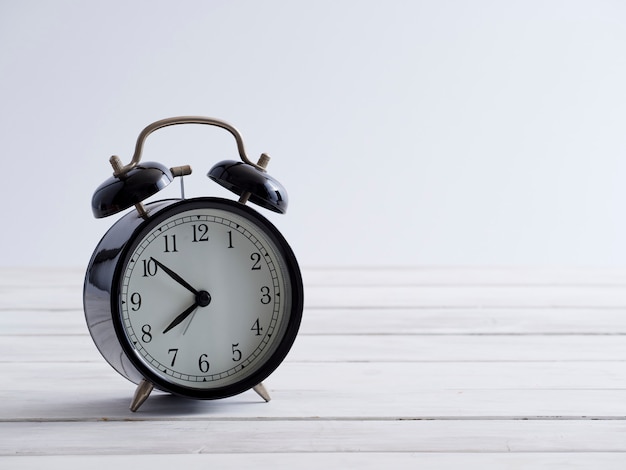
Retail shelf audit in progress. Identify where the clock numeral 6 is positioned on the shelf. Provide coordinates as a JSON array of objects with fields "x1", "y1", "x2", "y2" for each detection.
[{"x1": 198, "y1": 354, "x2": 210, "y2": 373}]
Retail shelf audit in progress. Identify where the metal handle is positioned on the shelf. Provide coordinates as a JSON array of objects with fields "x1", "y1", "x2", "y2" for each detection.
[{"x1": 111, "y1": 116, "x2": 268, "y2": 175}]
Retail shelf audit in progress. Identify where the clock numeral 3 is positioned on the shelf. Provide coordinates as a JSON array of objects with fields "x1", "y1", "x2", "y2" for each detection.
[{"x1": 260, "y1": 286, "x2": 271, "y2": 305}]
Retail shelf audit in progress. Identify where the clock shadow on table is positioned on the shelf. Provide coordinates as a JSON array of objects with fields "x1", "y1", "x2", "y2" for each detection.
[
  {"x1": 133, "y1": 393, "x2": 257, "y2": 416},
  {"x1": 70, "y1": 391, "x2": 267, "y2": 418}
]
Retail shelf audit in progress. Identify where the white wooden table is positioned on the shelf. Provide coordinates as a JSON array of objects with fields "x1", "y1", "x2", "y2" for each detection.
[{"x1": 1, "y1": 267, "x2": 625, "y2": 468}]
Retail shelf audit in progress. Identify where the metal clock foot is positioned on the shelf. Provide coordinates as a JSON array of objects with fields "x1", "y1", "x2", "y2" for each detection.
[
  {"x1": 253, "y1": 382, "x2": 271, "y2": 402},
  {"x1": 130, "y1": 379, "x2": 154, "y2": 412}
]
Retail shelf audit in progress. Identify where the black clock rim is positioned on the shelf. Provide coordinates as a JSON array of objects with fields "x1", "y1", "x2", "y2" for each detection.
[{"x1": 109, "y1": 197, "x2": 304, "y2": 400}]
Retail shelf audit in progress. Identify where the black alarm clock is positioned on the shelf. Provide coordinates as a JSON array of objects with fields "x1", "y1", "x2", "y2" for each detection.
[{"x1": 83, "y1": 116, "x2": 304, "y2": 412}]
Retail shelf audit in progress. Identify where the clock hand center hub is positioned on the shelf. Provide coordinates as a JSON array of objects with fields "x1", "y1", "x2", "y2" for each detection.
[{"x1": 196, "y1": 290, "x2": 211, "y2": 308}]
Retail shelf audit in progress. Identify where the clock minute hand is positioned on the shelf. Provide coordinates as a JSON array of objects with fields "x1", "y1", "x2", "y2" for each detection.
[
  {"x1": 150, "y1": 257, "x2": 198, "y2": 295},
  {"x1": 163, "y1": 302, "x2": 198, "y2": 334}
]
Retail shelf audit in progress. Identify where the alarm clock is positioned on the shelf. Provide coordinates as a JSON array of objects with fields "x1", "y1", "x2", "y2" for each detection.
[{"x1": 83, "y1": 116, "x2": 304, "y2": 412}]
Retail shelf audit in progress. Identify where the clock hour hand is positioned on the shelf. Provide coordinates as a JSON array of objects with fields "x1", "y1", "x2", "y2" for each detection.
[
  {"x1": 150, "y1": 257, "x2": 198, "y2": 295},
  {"x1": 163, "y1": 302, "x2": 198, "y2": 334}
]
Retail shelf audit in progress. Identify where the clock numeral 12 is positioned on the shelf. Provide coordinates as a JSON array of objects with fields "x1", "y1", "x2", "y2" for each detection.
[{"x1": 192, "y1": 224, "x2": 209, "y2": 242}]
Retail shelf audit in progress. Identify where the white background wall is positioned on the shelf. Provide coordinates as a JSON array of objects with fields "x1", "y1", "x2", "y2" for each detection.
[{"x1": 1, "y1": 0, "x2": 625, "y2": 268}]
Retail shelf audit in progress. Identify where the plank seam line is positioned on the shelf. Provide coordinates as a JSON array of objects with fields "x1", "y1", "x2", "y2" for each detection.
[
  {"x1": 4, "y1": 333, "x2": 626, "y2": 338},
  {"x1": 2, "y1": 416, "x2": 626, "y2": 424},
  {"x1": 305, "y1": 306, "x2": 626, "y2": 310},
  {"x1": 295, "y1": 333, "x2": 626, "y2": 337},
  {"x1": 5, "y1": 306, "x2": 626, "y2": 312},
  {"x1": 306, "y1": 284, "x2": 626, "y2": 288}
]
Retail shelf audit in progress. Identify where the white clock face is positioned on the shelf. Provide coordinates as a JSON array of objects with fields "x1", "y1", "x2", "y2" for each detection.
[{"x1": 118, "y1": 202, "x2": 294, "y2": 392}]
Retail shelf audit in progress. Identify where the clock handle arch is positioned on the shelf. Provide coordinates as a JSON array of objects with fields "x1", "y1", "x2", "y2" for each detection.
[{"x1": 112, "y1": 116, "x2": 269, "y2": 176}]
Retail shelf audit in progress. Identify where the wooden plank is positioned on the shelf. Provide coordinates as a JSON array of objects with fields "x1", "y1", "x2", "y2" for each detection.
[
  {"x1": 5, "y1": 306, "x2": 626, "y2": 336},
  {"x1": 1, "y1": 362, "x2": 626, "y2": 421},
  {"x1": 4, "y1": 285, "x2": 626, "y2": 310},
  {"x1": 3, "y1": 334, "x2": 626, "y2": 363},
  {"x1": 302, "y1": 286, "x2": 626, "y2": 308},
  {"x1": 4, "y1": 267, "x2": 626, "y2": 288},
  {"x1": 2, "y1": 387, "x2": 624, "y2": 421},
  {"x1": 4, "y1": 361, "x2": 626, "y2": 395},
  {"x1": 2, "y1": 267, "x2": 625, "y2": 465},
  {"x1": 4, "y1": 267, "x2": 626, "y2": 314},
  {"x1": 2, "y1": 453, "x2": 626, "y2": 470},
  {"x1": 301, "y1": 308, "x2": 626, "y2": 335},
  {"x1": 5, "y1": 266, "x2": 626, "y2": 287},
  {"x1": 286, "y1": 334, "x2": 626, "y2": 362},
  {"x1": 1, "y1": 420, "x2": 626, "y2": 455},
  {"x1": 0, "y1": 268, "x2": 84, "y2": 287},
  {"x1": 303, "y1": 266, "x2": 626, "y2": 286},
  {"x1": 0, "y1": 310, "x2": 85, "y2": 335}
]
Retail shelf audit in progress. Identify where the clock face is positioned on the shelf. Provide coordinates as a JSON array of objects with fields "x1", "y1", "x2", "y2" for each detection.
[{"x1": 112, "y1": 198, "x2": 302, "y2": 398}]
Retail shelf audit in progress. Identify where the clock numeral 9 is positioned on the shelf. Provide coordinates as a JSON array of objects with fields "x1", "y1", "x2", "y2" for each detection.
[
  {"x1": 130, "y1": 292, "x2": 142, "y2": 311},
  {"x1": 198, "y1": 354, "x2": 210, "y2": 373}
]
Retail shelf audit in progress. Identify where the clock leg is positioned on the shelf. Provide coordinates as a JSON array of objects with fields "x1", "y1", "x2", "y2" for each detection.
[
  {"x1": 238, "y1": 191, "x2": 251, "y2": 205},
  {"x1": 134, "y1": 203, "x2": 149, "y2": 219},
  {"x1": 130, "y1": 379, "x2": 154, "y2": 412},
  {"x1": 252, "y1": 382, "x2": 271, "y2": 402}
]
